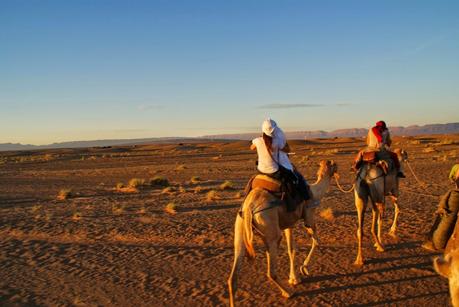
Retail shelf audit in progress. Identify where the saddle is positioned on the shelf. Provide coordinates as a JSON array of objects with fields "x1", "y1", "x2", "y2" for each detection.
[
  {"x1": 244, "y1": 174, "x2": 301, "y2": 212},
  {"x1": 355, "y1": 150, "x2": 393, "y2": 174}
]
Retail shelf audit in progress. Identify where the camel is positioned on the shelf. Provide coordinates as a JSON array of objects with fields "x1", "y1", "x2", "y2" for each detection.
[
  {"x1": 434, "y1": 192, "x2": 459, "y2": 307},
  {"x1": 354, "y1": 149, "x2": 407, "y2": 266},
  {"x1": 434, "y1": 248, "x2": 459, "y2": 307},
  {"x1": 227, "y1": 160, "x2": 337, "y2": 307}
]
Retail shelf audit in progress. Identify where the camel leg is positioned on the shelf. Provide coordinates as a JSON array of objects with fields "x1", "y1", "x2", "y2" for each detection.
[
  {"x1": 354, "y1": 192, "x2": 367, "y2": 266},
  {"x1": 228, "y1": 215, "x2": 245, "y2": 307},
  {"x1": 284, "y1": 228, "x2": 300, "y2": 285},
  {"x1": 300, "y1": 226, "x2": 318, "y2": 276},
  {"x1": 266, "y1": 239, "x2": 291, "y2": 298},
  {"x1": 389, "y1": 196, "x2": 400, "y2": 238},
  {"x1": 371, "y1": 205, "x2": 385, "y2": 252}
]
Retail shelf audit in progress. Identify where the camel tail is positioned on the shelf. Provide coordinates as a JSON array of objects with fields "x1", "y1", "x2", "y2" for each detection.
[{"x1": 242, "y1": 204, "x2": 256, "y2": 259}]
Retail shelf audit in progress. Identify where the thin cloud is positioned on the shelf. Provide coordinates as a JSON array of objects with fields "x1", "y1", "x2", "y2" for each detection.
[
  {"x1": 258, "y1": 103, "x2": 324, "y2": 109},
  {"x1": 137, "y1": 104, "x2": 164, "y2": 111}
]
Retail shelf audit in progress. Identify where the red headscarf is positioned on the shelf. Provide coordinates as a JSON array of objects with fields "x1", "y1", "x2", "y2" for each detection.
[{"x1": 372, "y1": 121, "x2": 387, "y2": 142}]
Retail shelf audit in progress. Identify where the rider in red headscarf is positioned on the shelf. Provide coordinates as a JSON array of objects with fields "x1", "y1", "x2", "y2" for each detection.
[{"x1": 354, "y1": 120, "x2": 405, "y2": 178}]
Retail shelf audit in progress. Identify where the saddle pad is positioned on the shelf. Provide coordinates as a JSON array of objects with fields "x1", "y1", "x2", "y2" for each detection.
[
  {"x1": 363, "y1": 151, "x2": 377, "y2": 163},
  {"x1": 252, "y1": 174, "x2": 282, "y2": 193}
]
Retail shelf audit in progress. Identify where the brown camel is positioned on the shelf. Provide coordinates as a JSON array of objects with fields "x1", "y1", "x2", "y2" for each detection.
[
  {"x1": 227, "y1": 160, "x2": 337, "y2": 307},
  {"x1": 354, "y1": 149, "x2": 407, "y2": 266}
]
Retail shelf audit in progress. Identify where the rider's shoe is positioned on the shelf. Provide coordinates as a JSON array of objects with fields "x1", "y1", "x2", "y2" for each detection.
[{"x1": 397, "y1": 172, "x2": 406, "y2": 178}]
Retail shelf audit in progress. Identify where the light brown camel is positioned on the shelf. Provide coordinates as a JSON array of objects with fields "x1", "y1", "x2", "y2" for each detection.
[
  {"x1": 434, "y1": 248, "x2": 459, "y2": 307},
  {"x1": 354, "y1": 149, "x2": 407, "y2": 266},
  {"x1": 227, "y1": 160, "x2": 337, "y2": 307}
]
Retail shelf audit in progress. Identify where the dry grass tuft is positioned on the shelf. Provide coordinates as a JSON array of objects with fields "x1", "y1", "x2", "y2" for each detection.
[
  {"x1": 190, "y1": 176, "x2": 201, "y2": 184},
  {"x1": 138, "y1": 206, "x2": 146, "y2": 214},
  {"x1": 194, "y1": 186, "x2": 203, "y2": 194},
  {"x1": 72, "y1": 212, "x2": 82, "y2": 221},
  {"x1": 423, "y1": 147, "x2": 437, "y2": 153},
  {"x1": 440, "y1": 139, "x2": 455, "y2": 145},
  {"x1": 161, "y1": 186, "x2": 175, "y2": 194},
  {"x1": 150, "y1": 176, "x2": 170, "y2": 187},
  {"x1": 220, "y1": 180, "x2": 235, "y2": 190},
  {"x1": 128, "y1": 178, "x2": 146, "y2": 188},
  {"x1": 234, "y1": 192, "x2": 242, "y2": 199},
  {"x1": 164, "y1": 202, "x2": 177, "y2": 214},
  {"x1": 324, "y1": 149, "x2": 339, "y2": 155},
  {"x1": 175, "y1": 164, "x2": 186, "y2": 171},
  {"x1": 112, "y1": 204, "x2": 124, "y2": 214},
  {"x1": 206, "y1": 190, "x2": 219, "y2": 202},
  {"x1": 320, "y1": 207, "x2": 335, "y2": 221},
  {"x1": 57, "y1": 189, "x2": 72, "y2": 200},
  {"x1": 178, "y1": 186, "x2": 187, "y2": 193},
  {"x1": 31, "y1": 204, "x2": 42, "y2": 213}
]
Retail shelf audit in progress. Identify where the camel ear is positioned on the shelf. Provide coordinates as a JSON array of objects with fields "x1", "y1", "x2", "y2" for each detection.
[{"x1": 434, "y1": 256, "x2": 451, "y2": 278}]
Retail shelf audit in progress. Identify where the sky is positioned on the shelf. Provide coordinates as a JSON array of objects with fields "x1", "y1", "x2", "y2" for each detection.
[{"x1": 1, "y1": 0, "x2": 459, "y2": 145}]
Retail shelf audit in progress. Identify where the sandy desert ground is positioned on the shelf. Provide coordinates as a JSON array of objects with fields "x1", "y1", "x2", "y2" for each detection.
[{"x1": 1, "y1": 134, "x2": 458, "y2": 306}]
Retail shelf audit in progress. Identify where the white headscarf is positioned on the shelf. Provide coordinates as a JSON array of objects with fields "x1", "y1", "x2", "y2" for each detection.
[{"x1": 262, "y1": 118, "x2": 277, "y2": 136}]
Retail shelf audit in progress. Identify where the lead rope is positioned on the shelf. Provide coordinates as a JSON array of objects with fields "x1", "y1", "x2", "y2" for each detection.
[
  {"x1": 405, "y1": 159, "x2": 428, "y2": 188},
  {"x1": 333, "y1": 174, "x2": 355, "y2": 193}
]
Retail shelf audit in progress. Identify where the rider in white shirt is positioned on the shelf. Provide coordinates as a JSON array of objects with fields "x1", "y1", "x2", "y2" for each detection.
[{"x1": 250, "y1": 119, "x2": 312, "y2": 206}]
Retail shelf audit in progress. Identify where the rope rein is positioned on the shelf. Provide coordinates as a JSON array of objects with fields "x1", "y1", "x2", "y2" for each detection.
[
  {"x1": 333, "y1": 174, "x2": 355, "y2": 193},
  {"x1": 405, "y1": 160, "x2": 428, "y2": 188}
]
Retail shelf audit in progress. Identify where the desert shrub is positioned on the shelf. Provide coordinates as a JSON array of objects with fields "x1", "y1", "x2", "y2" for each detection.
[
  {"x1": 423, "y1": 147, "x2": 436, "y2": 153},
  {"x1": 31, "y1": 204, "x2": 41, "y2": 212},
  {"x1": 190, "y1": 176, "x2": 201, "y2": 184},
  {"x1": 178, "y1": 186, "x2": 186, "y2": 193},
  {"x1": 128, "y1": 178, "x2": 146, "y2": 188},
  {"x1": 112, "y1": 204, "x2": 124, "y2": 214},
  {"x1": 115, "y1": 182, "x2": 125, "y2": 190},
  {"x1": 206, "y1": 190, "x2": 219, "y2": 202},
  {"x1": 194, "y1": 186, "x2": 203, "y2": 194},
  {"x1": 161, "y1": 187, "x2": 175, "y2": 194},
  {"x1": 150, "y1": 176, "x2": 169, "y2": 187},
  {"x1": 320, "y1": 207, "x2": 335, "y2": 221},
  {"x1": 175, "y1": 164, "x2": 186, "y2": 171},
  {"x1": 72, "y1": 212, "x2": 82, "y2": 221},
  {"x1": 220, "y1": 180, "x2": 235, "y2": 190},
  {"x1": 440, "y1": 139, "x2": 455, "y2": 145},
  {"x1": 57, "y1": 189, "x2": 72, "y2": 200},
  {"x1": 43, "y1": 154, "x2": 54, "y2": 161},
  {"x1": 164, "y1": 202, "x2": 177, "y2": 214},
  {"x1": 324, "y1": 149, "x2": 339, "y2": 155}
]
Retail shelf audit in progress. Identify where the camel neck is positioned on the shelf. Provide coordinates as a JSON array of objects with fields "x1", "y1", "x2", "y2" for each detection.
[{"x1": 310, "y1": 174, "x2": 331, "y2": 200}]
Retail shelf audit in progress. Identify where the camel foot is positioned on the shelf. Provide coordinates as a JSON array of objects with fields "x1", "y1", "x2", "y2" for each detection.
[
  {"x1": 288, "y1": 277, "x2": 302, "y2": 286},
  {"x1": 300, "y1": 265, "x2": 309, "y2": 276},
  {"x1": 354, "y1": 257, "x2": 364, "y2": 266},
  {"x1": 375, "y1": 245, "x2": 385, "y2": 252},
  {"x1": 281, "y1": 290, "x2": 292, "y2": 298},
  {"x1": 388, "y1": 230, "x2": 397, "y2": 239}
]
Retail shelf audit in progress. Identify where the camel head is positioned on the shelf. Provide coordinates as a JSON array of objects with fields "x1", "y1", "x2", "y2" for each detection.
[
  {"x1": 393, "y1": 148, "x2": 408, "y2": 162},
  {"x1": 317, "y1": 160, "x2": 338, "y2": 179}
]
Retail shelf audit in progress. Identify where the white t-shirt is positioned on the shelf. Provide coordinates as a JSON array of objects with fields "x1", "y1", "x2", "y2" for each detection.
[
  {"x1": 252, "y1": 137, "x2": 278, "y2": 174},
  {"x1": 252, "y1": 133, "x2": 293, "y2": 174}
]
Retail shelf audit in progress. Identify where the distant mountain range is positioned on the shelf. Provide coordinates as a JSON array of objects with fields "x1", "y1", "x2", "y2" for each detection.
[
  {"x1": 2, "y1": 122, "x2": 458, "y2": 152},
  {"x1": 202, "y1": 122, "x2": 459, "y2": 140}
]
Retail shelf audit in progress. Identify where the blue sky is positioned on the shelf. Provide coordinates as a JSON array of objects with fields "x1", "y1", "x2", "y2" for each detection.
[{"x1": 1, "y1": 1, "x2": 458, "y2": 144}]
